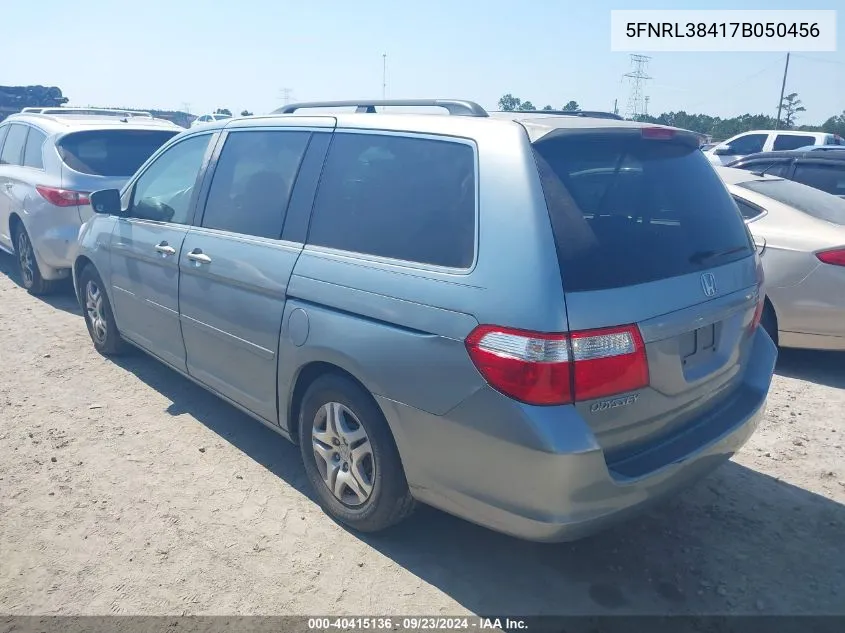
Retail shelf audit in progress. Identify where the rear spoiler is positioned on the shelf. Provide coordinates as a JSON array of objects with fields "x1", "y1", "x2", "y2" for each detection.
[{"x1": 530, "y1": 125, "x2": 702, "y2": 149}]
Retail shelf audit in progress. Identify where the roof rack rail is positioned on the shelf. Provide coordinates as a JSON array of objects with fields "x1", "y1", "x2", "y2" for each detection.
[
  {"x1": 274, "y1": 99, "x2": 489, "y2": 117},
  {"x1": 511, "y1": 109, "x2": 624, "y2": 120},
  {"x1": 18, "y1": 107, "x2": 153, "y2": 118}
]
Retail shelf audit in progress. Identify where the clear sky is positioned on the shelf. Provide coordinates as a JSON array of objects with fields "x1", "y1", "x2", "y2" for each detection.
[{"x1": 4, "y1": 0, "x2": 844, "y2": 123}]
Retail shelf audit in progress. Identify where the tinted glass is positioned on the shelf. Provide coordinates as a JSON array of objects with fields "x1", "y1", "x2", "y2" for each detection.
[
  {"x1": 56, "y1": 130, "x2": 179, "y2": 177},
  {"x1": 23, "y1": 128, "x2": 46, "y2": 169},
  {"x1": 728, "y1": 134, "x2": 767, "y2": 155},
  {"x1": 201, "y1": 130, "x2": 310, "y2": 239},
  {"x1": 792, "y1": 163, "x2": 845, "y2": 197},
  {"x1": 308, "y1": 133, "x2": 476, "y2": 268},
  {"x1": 0, "y1": 124, "x2": 28, "y2": 166},
  {"x1": 738, "y1": 178, "x2": 845, "y2": 225},
  {"x1": 772, "y1": 134, "x2": 817, "y2": 151},
  {"x1": 0, "y1": 125, "x2": 9, "y2": 157},
  {"x1": 132, "y1": 134, "x2": 212, "y2": 224},
  {"x1": 533, "y1": 135, "x2": 753, "y2": 292},
  {"x1": 733, "y1": 196, "x2": 764, "y2": 220}
]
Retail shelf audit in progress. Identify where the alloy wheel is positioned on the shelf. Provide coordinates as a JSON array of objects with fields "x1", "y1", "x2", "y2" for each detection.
[{"x1": 311, "y1": 402, "x2": 375, "y2": 506}]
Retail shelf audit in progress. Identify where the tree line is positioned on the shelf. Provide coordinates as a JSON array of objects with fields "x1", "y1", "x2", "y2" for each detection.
[{"x1": 499, "y1": 92, "x2": 845, "y2": 141}]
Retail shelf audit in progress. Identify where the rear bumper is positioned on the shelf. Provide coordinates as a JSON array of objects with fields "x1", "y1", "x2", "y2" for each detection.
[{"x1": 379, "y1": 328, "x2": 777, "y2": 542}]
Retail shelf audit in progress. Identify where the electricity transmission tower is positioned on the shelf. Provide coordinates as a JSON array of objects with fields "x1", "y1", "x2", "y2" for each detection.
[
  {"x1": 624, "y1": 54, "x2": 652, "y2": 119},
  {"x1": 279, "y1": 88, "x2": 294, "y2": 105}
]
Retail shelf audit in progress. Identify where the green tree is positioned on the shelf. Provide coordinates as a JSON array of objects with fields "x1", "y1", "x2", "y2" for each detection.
[
  {"x1": 542, "y1": 105, "x2": 554, "y2": 111},
  {"x1": 562, "y1": 100, "x2": 580, "y2": 112},
  {"x1": 498, "y1": 94, "x2": 521, "y2": 111},
  {"x1": 215, "y1": 108, "x2": 233, "y2": 116},
  {"x1": 240, "y1": 110, "x2": 253, "y2": 116},
  {"x1": 518, "y1": 101, "x2": 536, "y2": 111},
  {"x1": 779, "y1": 92, "x2": 805, "y2": 128},
  {"x1": 821, "y1": 110, "x2": 845, "y2": 137}
]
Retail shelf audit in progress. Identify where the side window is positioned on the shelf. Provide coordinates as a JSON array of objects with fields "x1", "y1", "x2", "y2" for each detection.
[
  {"x1": 0, "y1": 124, "x2": 28, "y2": 166},
  {"x1": 792, "y1": 163, "x2": 845, "y2": 196},
  {"x1": 733, "y1": 196, "x2": 764, "y2": 220},
  {"x1": 23, "y1": 128, "x2": 47, "y2": 169},
  {"x1": 131, "y1": 133, "x2": 212, "y2": 225},
  {"x1": 308, "y1": 133, "x2": 476, "y2": 268},
  {"x1": 200, "y1": 130, "x2": 310, "y2": 239},
  {"x1": 772, "y1": 134, "x2": 817, "y2": 151},
  {"x1": 760, "y1": 161, "x2": 790, "y2": 177},
  {"x1": 728, "y1": 134, "x2": 767, "y2": 155},
  {"x1": 0, "y1": 125, "x2": 9, "y2": 157}
]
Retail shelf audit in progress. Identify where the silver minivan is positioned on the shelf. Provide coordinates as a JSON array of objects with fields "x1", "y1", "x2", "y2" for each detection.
[
  {"x1": 73, "y1": 100, "x2": 777, "y2": 542},
  {"x1": 0, "y1": 109, "x2": 180, "y2": 294}
]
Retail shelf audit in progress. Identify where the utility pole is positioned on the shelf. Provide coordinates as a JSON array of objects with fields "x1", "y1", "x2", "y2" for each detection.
[
  {"x1": 775, "y1": 53, "x2": 790, "y2": 130},
  {"x1": 279, "y1": 87, "x2": 293, "y2": 106},
  {"x1": 644, "y1": 96, "x2": 650, "y2": 117},
  {"x1": 382, "y1": 53, "x2": 387, "y2": 101},
  {"x1": 613, "y1": 98, "x2": 618, "y2": 116},
  {"x1": 181, "y1": 102, "x2": 191, "y2": 114}
]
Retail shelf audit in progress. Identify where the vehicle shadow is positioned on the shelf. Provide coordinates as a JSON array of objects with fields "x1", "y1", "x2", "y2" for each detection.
[
  {"x1": 775, "y1": 348, "x2": 845, "y2": 390},
  {"x1": 111, "y1": 351, "x2": 845, "y2": 617},
  {"x1": 0, "y1": 252, "x2": 80, "y2": 315}
]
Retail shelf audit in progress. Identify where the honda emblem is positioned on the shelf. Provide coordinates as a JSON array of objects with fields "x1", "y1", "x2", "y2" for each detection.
[{"x1": 700, "y1": 272, "x2": 717, "y2": 297}]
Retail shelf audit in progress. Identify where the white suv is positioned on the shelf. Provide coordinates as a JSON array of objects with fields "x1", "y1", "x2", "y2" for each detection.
[
  {"x1": 0, "y1": 109, "x2": 180, "y2": 294},
  {"x1": 706, "y1": 130, "x2": 844, "y2": 165}
]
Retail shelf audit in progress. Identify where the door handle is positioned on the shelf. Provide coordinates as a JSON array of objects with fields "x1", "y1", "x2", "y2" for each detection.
[
  {"x1": 186, "y1": 249, "x2": 211, "y2": 264},
  {"x1": 154, "y1": 242, "x2": 176, "y2": 256}
]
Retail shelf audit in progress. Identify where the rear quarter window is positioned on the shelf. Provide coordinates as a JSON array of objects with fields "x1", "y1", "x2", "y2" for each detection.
[
  {"x1": 533, "y1": 134, "x2": 753, "y2": 292},
  {"x1": 307, "y1": 133, "x2": 476, "y2": 268},
  {"x1": 56, "y1": 129, "x2": 179, "y2": 177}
]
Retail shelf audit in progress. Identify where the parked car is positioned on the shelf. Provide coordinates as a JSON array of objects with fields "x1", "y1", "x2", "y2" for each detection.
[
  {"x1": 73, "y1": 99, "x2": 776, "y2": 542},
  {"x1": 705, "y1": 130, "x2": 844, "y2": 166},
  {"x1": 717, "y1": 166, "x2": 845, "y2": 351},
  {"x1": 726, "y1": 147, "x2": 845, "y2": 198},
  {"x1": 190, "y1": 112, "x2": 232, "y2": 128},
  {"x1": 0, "y1": 110, "x2": 181, "y2": 294}
]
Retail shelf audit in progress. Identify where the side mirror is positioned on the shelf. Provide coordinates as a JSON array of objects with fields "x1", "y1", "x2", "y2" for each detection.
[
  {"x1": 89, "y1": 189, "x2": 124, "y2": 216},
  {"x1": 713, "y1": 146, "x2": 733, "y2": 156}
]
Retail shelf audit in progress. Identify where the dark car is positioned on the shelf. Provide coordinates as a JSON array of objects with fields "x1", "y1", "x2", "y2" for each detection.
[{"x1": 726, "y1": 146, "x2": 845, "y2": 198}]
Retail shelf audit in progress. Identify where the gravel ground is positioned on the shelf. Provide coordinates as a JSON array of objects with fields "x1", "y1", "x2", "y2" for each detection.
[{"x1": 1, "y1": 251, "x2": 844, "y2": 617}]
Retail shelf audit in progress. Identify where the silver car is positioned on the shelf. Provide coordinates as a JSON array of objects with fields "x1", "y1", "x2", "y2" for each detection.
[
  {"x1": 72, "y1": 100, "x2": 776, "y2": 542},
  {"x1": 718, "y1": 166, "x2": 845, "y2": 351},
  {"x1": 0, "y1": 109, "x2": 180, "y2": 294}
]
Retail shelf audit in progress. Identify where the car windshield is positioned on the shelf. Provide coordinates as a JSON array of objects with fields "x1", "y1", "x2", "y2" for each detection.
[
  {"x1": 737, "y1": 178, "x2": 845, "y2": 225},
  {"x1": 56, "y1": 129, "x2": 178, "y2": 177}
]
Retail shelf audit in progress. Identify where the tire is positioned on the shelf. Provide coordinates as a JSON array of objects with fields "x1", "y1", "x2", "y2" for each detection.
[
  {"x1": 78, "y1": 264, "x2": 129, "y2": 356},
  {"x1": 761, "y1": 301, "x2": 778, "y2": 346},
  {"x1": 299, "y1": 374, "x2": 415, "y2": 533},
  {"x1": 13, "y1": 224, "x2": 57, "y2": 296}
]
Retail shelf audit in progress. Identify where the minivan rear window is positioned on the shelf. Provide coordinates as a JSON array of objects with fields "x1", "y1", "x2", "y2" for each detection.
[
  {"x1": 533, "y1": 134, "x2": 753, "y2": 292},
  {"x1": 737, "y1": 178, "x2": 845, "y2": 225},
  {"x1": 56, "y1": 130, "x2": 178, "y2": 177}
]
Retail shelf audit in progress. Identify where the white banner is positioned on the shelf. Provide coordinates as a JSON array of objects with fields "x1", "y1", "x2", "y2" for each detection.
[{"x1": 610, "y1": 10, "x2": 836, "y2": 52}]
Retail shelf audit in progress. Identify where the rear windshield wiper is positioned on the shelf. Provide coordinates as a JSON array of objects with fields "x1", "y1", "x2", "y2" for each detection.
[{"x1": 688, "y1": 245, "x2": 749, "y2": 265}]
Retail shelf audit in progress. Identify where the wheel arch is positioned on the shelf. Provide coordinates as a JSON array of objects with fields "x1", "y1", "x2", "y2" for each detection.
[{"x1": 286, "y1": 360, "x2": 383, "y2": 445}]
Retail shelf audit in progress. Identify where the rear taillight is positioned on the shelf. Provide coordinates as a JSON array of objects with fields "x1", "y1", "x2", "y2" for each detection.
[
  {"x1": 641, "y1": 127, "x2": 675, "y2": 140},
  {"x1": 465, "y1": 324, "x2": 648, "y2": 406},
  {"x1": 36, "y1": 185, "x2": 90, "y2": 208},
  {"x1": 816, "y1": 248, "x2": 845, "y2": 267}
]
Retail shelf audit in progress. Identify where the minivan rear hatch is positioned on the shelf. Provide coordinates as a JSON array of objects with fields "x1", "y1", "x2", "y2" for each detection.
[{"x1": 531, "y1": 126, "x2": 762, "y2": 466}]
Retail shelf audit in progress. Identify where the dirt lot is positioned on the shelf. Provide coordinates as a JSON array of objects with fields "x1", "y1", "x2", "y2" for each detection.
[{"x1": 0, "y1": 251, "x2": 843, "y2": 617}]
